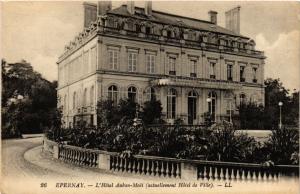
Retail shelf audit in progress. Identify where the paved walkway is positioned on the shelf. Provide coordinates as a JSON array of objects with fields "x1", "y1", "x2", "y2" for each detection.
[{"x1": 1, "y1": 137, "x2": 299, "y2": 194}]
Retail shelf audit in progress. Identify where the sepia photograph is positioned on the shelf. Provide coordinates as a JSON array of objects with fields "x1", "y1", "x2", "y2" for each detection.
[{"x1": 1, "y1": 1, "x2": 299, "y2": 194}]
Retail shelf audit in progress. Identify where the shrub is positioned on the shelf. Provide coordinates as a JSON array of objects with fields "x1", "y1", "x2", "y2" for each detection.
[{"x1": 263, "y1": 127, "x2": 299, "y2": 165}]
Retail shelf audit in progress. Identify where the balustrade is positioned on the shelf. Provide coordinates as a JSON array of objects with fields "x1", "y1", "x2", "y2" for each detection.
[
  {"x1": 196, "y1": 162, "x2": 291, "y2": 182},
  {"x1": 110, "y1": 155, "x2": 181, "y2": 178},
  {"x1": 58, "y1": 145, "x2": 98, "y2": 168},
  {"x1": 44, "y1": 138, "x2": 298, "y2": 182}
]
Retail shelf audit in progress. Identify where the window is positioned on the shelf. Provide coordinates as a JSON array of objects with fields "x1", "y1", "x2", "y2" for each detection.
[
  {"x1": 188, "y1": 91, "x2": 197, "y2": 124},
  {"x1": 145, "y1": 87, "x2": 156, "y2": 101},
  {"x1": 190, "y1": 60, "x2": 197, "y2": 77},
  {"x1": 169, "y1": 57, "x2": 176, "y2": 75},
  {"x1": 145, "y1": 26, "x2": 151, "y2": 34},
  {"x1": 240, "y1": 94, "x2": 246, "y2": 106},
  {"x1": 167, "y1": 30, "x2": 172, "y2": 38},
  {"x1": 83, "y1": 51, "x2": 89, "y2": 74},
  {"x1": 128, "y1": 86, "x2": 137, "y2": 102},
  {"x1": 108, "y1": 85, "x2": 118, "y2": 104},
  {"x1": 252, "y1": 67, "x2": 257, "y2": 83},
  {"x1": 210, "y1": 62, "x2": 216, "y2": 79},
  {"x1": 128, "y1": 52, "x2": 137, "y2": 72},
  {"x1": 73, "y1": 92, "x2": 77, "y2": 109},
  {"x1": 240, "y1": 66, "x2": 245, "y2": 82},
  {"x1": 64, "y1": 95, "x2": 67, "y2": 113},
  {"x1": 167, "y1": 89, "x2": 176, "y2": 119},
  {"x1": 83, "y1": 88, "x2": 88, "y2": 107},
  {"x1": 108, "y1": 50, "x2": 118, "y2": 70},
  {"x1": 227, "y1": 64, "x2": 233, "y2": 81},
  {"x1": 208, "y1": 91, "x2": 217, "y2": 122},
  {"x1": 90, "y1": 86, "x2": 94, "y2": 106},
  {"x1": 146, "y1": 54, "x2": 155, "y2": 73},
  {"x1": 90, "y1": 47, "x2": 97, "y2": 72}
]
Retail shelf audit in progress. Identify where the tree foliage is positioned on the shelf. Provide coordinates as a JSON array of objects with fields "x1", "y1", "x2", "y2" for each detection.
[{"x1": 2, "y1": 59, "x2": 57, "y2": 137}]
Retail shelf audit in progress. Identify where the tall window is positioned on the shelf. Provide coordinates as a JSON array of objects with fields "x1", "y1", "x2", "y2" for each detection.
[
  {"x1": 240, "y1": 94, "x2": 246, "y2": 106},
  {"x1": 128, "y1": 52, "x2": 137, "y2": 72},
  {"x1": 108, "y1": 85, "x2": 118, "y2": 104},
  {"x1": 83, "y1": 88, "x2": 88, "y2": 107},
  {"x1": 83, "y1": 51, "x2": 89, "y2": 75},
  {"x1": 90, "y1": 47, "x2": 97, "y2": 72},
  {"x1": 190, "y1": 60, "x2": 197, "y2": 77},
  {"x1": 108, "y1": 50, "x2": 118, "y2": 70},
  {"x1": 128, "y1": 86, "x2": 137, "y2": 102},
  {"x1": 169, "y1": 57, "x2": 176, "y2": 75},
  {"x1": 210, "y1": 62, "x2": 216, "y2": 79},
  {"x1": 90, "y1": 86, "x2": 94, "y2": 106},
  {"x1": 227, "y1": 64, "x2": 233, "y2": 81},
  {"x1": 73, "y1": 92, "x2": 77, "y2": 109},
  {"x1": 146, "y1": 54, "x2": 155, "y2": 73},
  {"x1": 64, "y1": 95, "x2": 67, "y2": 113},
  {"x1": 240, "y1": 66, "x2": 245, "y2": 82},
  {"x1": 145, "y1": 87, "x2": 156, "y2": 101},
  {"x1": 208, "y1": 91, "x2": 217, "y2": 122},
  {"x1": 188, "y1": 91, "x2": 197, "y2": 124},
  {"x1": 167, "y1": 88, "x2": 176, "y2": 119},
  {"x1": 252, "y1": 67, "x2": 257, "y2": 83}
]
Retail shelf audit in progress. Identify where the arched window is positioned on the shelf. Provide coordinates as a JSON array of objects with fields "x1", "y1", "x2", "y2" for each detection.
[
  {"x1": 128, "y1": 86, "x2": 137, "y2": 102},
  {"x1": 167, "y1": 88, "x2": 176, "y2": 119},
  {"x1": 83, "y1": 88, "x2": 88, "y2": 107},
  {"x1": 145, "y1": 87, "x2": 156, "y2": 101},
  {"x1": 90, "y1": 85, "x2": 94, "y2": 106},
  {"x1": 188, "y1": 91, "x2": 197, "y2": 124},
  {"x1": 240, "y1": 93, "x2": 246, "y2": 106},
  {"x1": 208, "y1": 91, "x2": 217, "y2": 122},
  {"x1": 108, "y1": 85, "x2": 118, "y2": 104},
  {"x1": 73, "y1": 92, "x2": 76, "y2": 109}
]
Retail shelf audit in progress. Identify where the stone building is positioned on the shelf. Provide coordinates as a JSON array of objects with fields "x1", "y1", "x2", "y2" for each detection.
[{"x1": 57, "y1": 2, "x2": 265, "y2": 127}]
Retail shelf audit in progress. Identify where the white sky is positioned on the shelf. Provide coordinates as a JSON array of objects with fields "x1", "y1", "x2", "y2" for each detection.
[{"x1": 2, "y1": 1, "x2": 300, "y2": 91}]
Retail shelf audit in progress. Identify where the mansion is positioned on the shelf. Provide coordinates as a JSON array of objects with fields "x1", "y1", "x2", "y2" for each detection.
[{"x1": 57, "y1": 1, "x2": 265, "y2": 127}]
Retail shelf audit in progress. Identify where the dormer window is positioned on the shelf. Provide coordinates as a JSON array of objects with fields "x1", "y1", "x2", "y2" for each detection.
[
  {"x1": 146, "y1": 26, "x2": 151, "y2": 34},
  {"x1": 167, "y1": 30, "x2": 172, "y2": 38}
]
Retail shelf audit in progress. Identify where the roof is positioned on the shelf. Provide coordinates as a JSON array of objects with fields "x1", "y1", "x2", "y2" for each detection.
[{"x1": 107, "y1": 5, "x2": 248, "y2": 39}]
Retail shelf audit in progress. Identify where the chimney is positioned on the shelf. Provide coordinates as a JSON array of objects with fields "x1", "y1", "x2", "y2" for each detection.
[
  {"x1": 127, "y1": 1, "x2": 135, "y2": 15},
  {"x1": 97, "y1": 1, "x2": 112, "y2": 16},
  {"x1": 208, "y1": 10, "x2": 218, "y2": 25},
  {"x1": 145, "y1": 1, "x2": 152, "y2": 16},
  {"x1": 225, "y1": 6, "x2": 241, "y2": 34},
  {"x1": 83, "y1": 2, "x2": 97, "y2": 28}
]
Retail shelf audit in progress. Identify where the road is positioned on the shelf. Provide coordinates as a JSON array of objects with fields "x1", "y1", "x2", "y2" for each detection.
[{"x1": 1, "y1": 136, "x2": 299, "y2": 194}]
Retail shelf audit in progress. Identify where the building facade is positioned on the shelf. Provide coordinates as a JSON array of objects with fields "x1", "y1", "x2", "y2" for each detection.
[{"x1": 57, "y1": 2, "x2": 265, "y2": 127}]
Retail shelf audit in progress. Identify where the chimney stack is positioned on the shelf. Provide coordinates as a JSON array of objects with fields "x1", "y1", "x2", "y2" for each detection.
[
  {"x1": 225, "y1": 6, "x2": 241, "y2": 34},
  {"x1": 97, "y1": 1, "x2": 112, "y2": 16},
  {"x1": 127, "y1": 1, "x2": 135, "y2": 15},
  {"x1": 208, "y1": 10, "x2": 218, "y2": 25},
  {"x1": 145, "y1": 1, "x2": 152, "y2": 16},
  {"x1": 83, "y1": 2, "x2": 97, "y2": 28}
]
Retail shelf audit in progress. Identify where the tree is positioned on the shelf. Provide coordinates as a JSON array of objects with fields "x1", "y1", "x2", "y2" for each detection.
[
  {"x1": 2, "y1": 59, "x2": 58, "y2": 137},
  {"x1": 141, "y1": 99, "x2": 163, "y2": 125},
  {"x1": 96, "y1": 98, "x2": 138, "y2": 128},
  {"x1": 264, "y1": 78, "x2": 292, "y2": 129},
  {"x1": 239, "y1": 102, "x2": 264, "y2": 129}
]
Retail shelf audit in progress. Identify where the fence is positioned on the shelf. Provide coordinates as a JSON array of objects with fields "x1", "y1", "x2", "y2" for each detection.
[{"x1": 43, "y1": 137, "x2": 299, "y2": 181}]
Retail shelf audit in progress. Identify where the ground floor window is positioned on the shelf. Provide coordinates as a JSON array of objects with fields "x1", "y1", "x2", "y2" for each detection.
[
  {"x1": 128, "y1": 86, "x2": 137, "y2": 102},
  {"x1": 188, "y1": 91, "x2": 197, "y2": 124},
  {"x1": 208, "y1": 91, "x2": 217, "y2": 122},
  {"x1": 167, "y1": 88, "x2": 176, "y2": 119}
]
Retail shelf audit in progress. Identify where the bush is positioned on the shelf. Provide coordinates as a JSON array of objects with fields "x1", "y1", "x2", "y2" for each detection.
[
  {"x1": 263, "y1": 127, "x2": 299, "y2": 165},
  {"x1": 205, "y1": 121, "x2": 258, "y2": 162}
]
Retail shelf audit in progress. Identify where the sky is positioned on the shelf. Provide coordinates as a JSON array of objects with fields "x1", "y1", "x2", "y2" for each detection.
[{"x1": 2, "y1": 1, "x2": 300, "y2": 91}]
